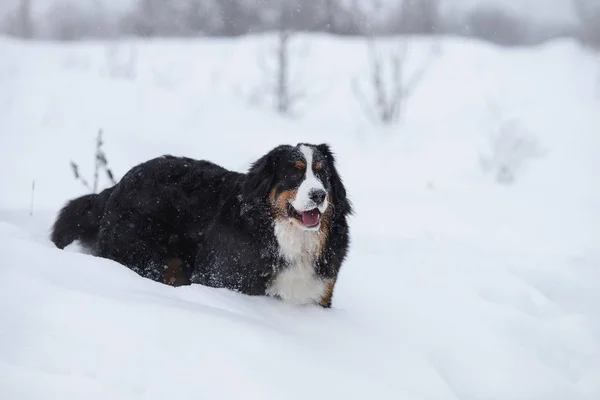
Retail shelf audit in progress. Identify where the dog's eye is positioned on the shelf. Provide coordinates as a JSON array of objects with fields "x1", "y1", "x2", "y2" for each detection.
[
  {"x1": 286, "y1": 161, "x2": 305, "y2": 180},
  {"x1": 315, "y1": 162, "x2": 322, "y2": 172}
]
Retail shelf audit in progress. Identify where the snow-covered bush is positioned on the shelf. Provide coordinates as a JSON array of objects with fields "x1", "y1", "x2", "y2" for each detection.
[{"x1": 479, "y1": 118, "x2": 546, "y2": 184}]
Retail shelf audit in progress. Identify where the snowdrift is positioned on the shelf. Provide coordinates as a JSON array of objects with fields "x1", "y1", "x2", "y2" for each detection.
[{"x1": 0, "y1": 34, "x2": 599, "y2": 399}]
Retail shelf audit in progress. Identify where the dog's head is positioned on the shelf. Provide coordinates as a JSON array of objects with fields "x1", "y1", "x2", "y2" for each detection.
[{"x1": 243, "y1": 143, "x2": 351, "y2": 231}]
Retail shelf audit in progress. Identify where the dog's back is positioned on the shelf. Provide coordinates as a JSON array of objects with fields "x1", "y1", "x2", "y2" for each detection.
[{"x1": 51, "y1": 155, "x2": 246, "y2": 284}]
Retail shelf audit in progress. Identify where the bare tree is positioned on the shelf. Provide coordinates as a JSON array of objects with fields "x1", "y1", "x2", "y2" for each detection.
[
  {"x1": 251, "y1": 0, "x2": 313, "y2": 116},
  {"x1": 465, "y1": 6, "x2": 528, "y2": 46},
  {"x1": 352, "y1": 1, "x2": 433, "y2": 125},
  {"x1": 392, "y1": 0, "x2": 440, "y2": 34},
  {"x1": 573, "y1": 0, "x2": 600, "y2": 49},
  {"x1": 120, "y1": 0, "x2": 193, "y2": 37},
  {"x1": 2, "y1": 0, "x2": 34, "y2": 38},
  {"x1": 45, "y1": 1, "x2": 101, "y2": 41},
  {"x1": 216, "y1": 0, "x2": 261, "y2": 36},
  {"x1": 18, "y1": 0, "x2": 33, "y2": 38},
  {"x1": 273, "y1": 29, "x2": 294, "y2": 114},
  {"x1": 185, "y1": 0, "x2": 220, "y2": 35},
  {"x1": 321, "y1": 0, "x2": 365, "y2": 35},
  {"x1": 352, "y1": 39, "x2": 429, "y2": 125}
]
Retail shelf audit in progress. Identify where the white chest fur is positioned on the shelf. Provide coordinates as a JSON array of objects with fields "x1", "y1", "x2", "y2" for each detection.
[{"x1": 266, "y1": 220, "x2": 329, "y2": 305}]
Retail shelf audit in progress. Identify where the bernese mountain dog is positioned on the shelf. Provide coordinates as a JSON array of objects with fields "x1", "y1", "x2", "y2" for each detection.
[{"x1": 50, "y1": 143, "x2": 352, "y2": 308}]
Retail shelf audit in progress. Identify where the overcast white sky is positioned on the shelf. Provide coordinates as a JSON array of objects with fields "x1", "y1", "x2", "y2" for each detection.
[{"x1": 0, "y1": 0, "x2": 579, "y2": 26}]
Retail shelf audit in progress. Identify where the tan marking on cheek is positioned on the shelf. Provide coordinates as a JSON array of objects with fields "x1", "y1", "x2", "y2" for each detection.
[
  {"x1": 315, "y1": 194, "x2": 334, "y2": 255},
  {"x1": 315, "y1": 162, "x2": 322, "y2": 171},
  {"x1": 295, "y1": 161, "x2": 305, "y2": 169},
  {"x1": 270, "y1": 189, "x2": 297, "y2": 219}
]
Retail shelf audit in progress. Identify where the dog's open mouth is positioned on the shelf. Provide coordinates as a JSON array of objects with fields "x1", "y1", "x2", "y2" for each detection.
[{"x1": 288, "y1": 204, "x2": 321, "y2": 228}]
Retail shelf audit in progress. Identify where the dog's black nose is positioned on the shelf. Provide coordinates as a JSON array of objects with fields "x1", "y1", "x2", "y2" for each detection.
[{"x1": 309, "y1": 189, "x2": 327, "y2": 205}]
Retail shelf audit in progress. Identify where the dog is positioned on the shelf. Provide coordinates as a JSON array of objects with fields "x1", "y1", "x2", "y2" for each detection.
[{"x1": 51, "y1": 143, "x2": 352, "y2": 308}]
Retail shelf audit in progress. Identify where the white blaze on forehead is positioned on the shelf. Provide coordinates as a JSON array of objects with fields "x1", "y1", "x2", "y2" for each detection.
[{"x1": 291, "y1": 145, "x2": 327, "y2": 213}]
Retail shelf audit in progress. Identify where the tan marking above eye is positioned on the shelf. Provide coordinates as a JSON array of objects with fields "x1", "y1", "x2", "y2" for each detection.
[
  {"x1": 295, "y1": 161, "x2": 305, "y2": 169},
  {"x1": 315, "y1": 162, "x2": 322, "y2": 171}
]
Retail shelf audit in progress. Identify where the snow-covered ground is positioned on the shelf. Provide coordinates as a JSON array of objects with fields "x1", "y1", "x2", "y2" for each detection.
[{"x1": 1, "y1": 33, "x2": 599, "y2": 399}]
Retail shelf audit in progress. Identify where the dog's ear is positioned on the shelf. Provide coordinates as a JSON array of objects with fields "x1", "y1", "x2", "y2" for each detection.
[
  {"x1": 242, "y1": 154, "x2": 275, "y2": 200},
  {"x1": 317, "y1": 143, "x2": 352, "y2": 216},
  {"x1": 242, "y1": 145, "x2": 288, "y2": 200}
]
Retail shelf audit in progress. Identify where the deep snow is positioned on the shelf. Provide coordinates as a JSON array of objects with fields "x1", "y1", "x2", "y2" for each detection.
[{"x1": 0, "y1": 33, "x2": 599, "y2": 399}]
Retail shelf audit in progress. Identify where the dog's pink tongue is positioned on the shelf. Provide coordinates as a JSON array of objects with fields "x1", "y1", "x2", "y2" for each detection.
[{"x1": 301, "y1": 209, "x2": 320, "y2": 226}]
